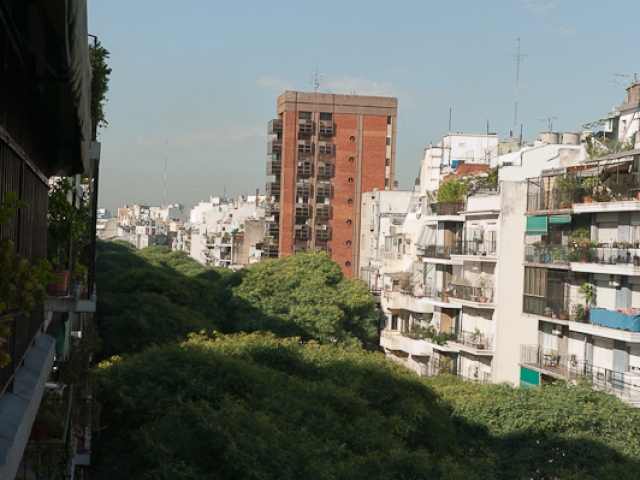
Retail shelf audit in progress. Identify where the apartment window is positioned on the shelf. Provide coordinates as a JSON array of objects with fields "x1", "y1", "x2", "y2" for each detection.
[
  {"x1": 385, "y1": 178, "x2": 390, "y2": 187},
  {"x1": 320, "y1": 112, "x2": 332, "y2": 120},
  {"x1": 386, "y1": 136, "x2": 391, "y2": 146},
  {"x1": 347, "y1": 240, "x2": 352, "y2": 246},
  {"x1": 345, "y1": 261, "x2": 351, "y2": 267},
  {"x1": 299, "y1": 111, "x2": 311, "y2": 120},
  {"x1": 350, "y1": 136, "x2": 355, "y2": 142},
  {"x1": 348, "y1": 178, "x2": 354, "y2": 184},
  {"x1": 523, "y1": 268, "x2": 567, "y2": 316},
  {"x1": 386, "y1": 158, "x2": 390, "y2": 167},
  {"x1": 387, "y1": 116, "x2": 392, "y2": 125},
  {"x1": 391, "y1": 314, "x2": 398, "y2": 330},
  {"x1": 349, "y1": 156, "x2": 355, "y2": 163},
  {"x1": 348, "y1": 199, "x2": 353, "y2": 205},
  {"x1": 346, "y1": 219, "x2": 352, "y2": 225}
]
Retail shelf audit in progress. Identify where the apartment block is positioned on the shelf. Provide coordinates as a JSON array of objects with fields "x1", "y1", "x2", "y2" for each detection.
[{"x1": 265, "y1": 92, "x2": 397, "y2": 278}]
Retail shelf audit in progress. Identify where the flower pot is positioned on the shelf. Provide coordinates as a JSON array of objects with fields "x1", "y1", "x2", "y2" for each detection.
[
  {"x1": 46, "y1": 270, "x2": 69, "y2": 295},
  {"x1": 559, "y1": 314, "x2": 569, "y2": 320},
  {"x1": 584, "y1": 196, "x2": 595, "y2": 203},
  {"x1": 477, "y1": 297, "x2": 487, "y2": 303}
]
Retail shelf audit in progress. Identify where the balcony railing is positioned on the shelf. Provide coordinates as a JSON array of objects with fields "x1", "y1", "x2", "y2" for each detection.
[
  {"x1": 295, "y1": 204, "x2": 312, "y2": 217},
  {"x1": 267, "y1": 223, "x2": 280, "y2": 237},
  {"x1": 319, "y1": 121, "x2": 334, "y2": 136},
  {"x1": 318, "y1": 163, "x2": 333, "y2": 177},
  {"x1": 296, "y1": 183, "x2": 313, "y2": 197},
  {"x1": 316, "y1": 205, "x2": 332, "y2": 219},
  {"x1": 298, "y1": 120, "x2": 314, "y2": 134},
  {"x1": 449, "y1": 283, "x2": 493, "y2": 303},
  {"x1": 318, "y1": 144, "x2": 333, "y2": 155},
  {"x1": 262, "y1": 243, "x2": 279, "y2": 258},
  {"x1": 297, "y1": 162, "x2": 313, "y2": 177},
  {"x1": 267, "y1": 139, "x2": 282, "y2": 155},
  {"x1": 315, "y1": 226, "x2": 331, "y2": 241},
  {"x1": 266, "y1": 160, "x2": 281, "y2": 176},
  {"x1": 524, "y1": 244, "x2": 571, "y2": 266},
  {"x1": 589, "y1": 308, "x2": 640, "y2": 332},
  {"x1": 267, "y1": 119, "x2": 282, "y2": 135},
  {"x1": 570, "y1": 245, "x2": 640, "y2": 266},
  {"x1": 316, "y1": 185, "x2": 332, "y2": 197},
  {"x1": 295, "y1": 225, "x2": 311, "y2": 239},
  {"x1": 266, "y1": 182, "x2": 281, "y2": 197},
  {"x1": 453, "y1": 330, "x2": 493, "y2": 350},
  {"x1": 418, "y1": 244, "x2": 461, "y2": 259},
  {"x1": 453, "y1": 240, "x2": 497, "y2": 257},
  {"x1": 298, "y1": 141, "x2": 312, "y2": 154},
  {"x1": 265, "y1": 203, "x2": 280, "y2": 216},
  {"x1": 520, "y1": 345, "x2": 640, "y2": 398}
]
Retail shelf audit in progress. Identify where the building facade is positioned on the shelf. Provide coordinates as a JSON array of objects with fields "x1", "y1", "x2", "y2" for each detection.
[{"x1": 265, "y1": 92, "x2": 397, "y2": 278}]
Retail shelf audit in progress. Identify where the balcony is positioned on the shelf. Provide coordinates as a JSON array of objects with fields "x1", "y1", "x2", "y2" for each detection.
[
  {"x1": 318, "y1": 163, "x2": 333, "y2": 178},
  {"x1": 520, "y1": 344, "x2": 587, "y2": 380},
  {"x1": 453, "y1": 330, "x2": 493, "y2": 350},
  {"x1": 418, "y1": 244, "x2": 461, "y2": 260},
  {"x1": 265, "y1": 202, "x2": 280, "y2": 216},
  {"x1": 589, "y1": 308, "x2": 640, "y2": 332},
  {"x1": 266, "y1": 182, "x2": 281, "y2": 197},
  {"x1": 319, "y1": 121, "x2": 334, "y2": 136},
  {"x1": 266, "y1": 160, "x2": 281, "y2": 176},
  {"x1": 524, "y1": 244, "x2": 571, "y2": 266},
  {"x1": 298, "y1": 141, "x2": 312, "y2": 154},
  {"x1": 448, "y1": 282, "x2": 493, "y2": 304},
  {"x1": 295, "y1": 204, "x2": 312, "y2": 217},
  {"x1": 315, "y1": 225, "x2": 331, "y2": 241},
  {"x1": 436, "y1": 202, "x2": 465, "y2": 216},
  {"x1": 453, "y1": 240, "x2": 497, "y2": 257},
  {"x1": 298, "y1": 119, "x2": 314, "y2": 134},
  {"x1": 569, "y1": 245, "x2": 640, "y2": 268},
  {"x1": 316, "y1": 204, "x2": 332, "y2": 219},
  {"x1": 296, "y1": 183, "x2": 313, "y2": 197},
  {"x1": 297, "y1": 162, "x2": 313, "y2": 177},
  {"x1": 295, "y1": 225, "x2": 311, "y2": 239},
  {"x1": 316, "y1": 184, "x2": 332, "y2": 197},
  {"x1": 263, "y1": 243, "x2": 279, "y2": 259},
  {"x1": 267, "y1": 139, "x2": 282, "y2": 155},
  {"x1": 267, "y1": 223, "x2": 280, "y2": 238},
  {"x1": 267, "y1": 119, "x2": 282, "y2": 135},
  {"x1": 318, "y1": 143, "x2": 333, "y2": 156}
]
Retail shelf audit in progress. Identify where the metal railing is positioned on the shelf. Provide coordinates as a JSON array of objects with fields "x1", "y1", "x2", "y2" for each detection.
[
  {"x1": 418, "y1": 244, "x2": 461, "y2": 259},
  {"x1": 436, "y1": 202, "x2": 465, "y2": 216},
  {"x1": 454, "y1": 330, "x2": 493, "y2": 350},
  {"x1": 527, "y1": 187, "x2": 581, "y2": 212},
  {"x1": 449, "y1": 283, "x2": 493, "y2": 303},
  {"x1": 574, "y1": 246, "x2": 640, "y2": 266},
  {"x1": 524, "y1": 244, "x2": 571, "y2": 265},
  {"x1": 453, "y1": 240, "x2": 497, "y2": 257}
]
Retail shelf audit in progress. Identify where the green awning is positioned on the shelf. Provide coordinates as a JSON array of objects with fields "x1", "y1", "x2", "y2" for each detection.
[
  {"x1": 520, "y1": 367, "x2": 540, "y2": 388},
  {"x1": 526, "y1": 216, "x2": 547, "y2": 235},
  {"x1": 549, "y1": 214, "x2": 571, "y2": 225}
]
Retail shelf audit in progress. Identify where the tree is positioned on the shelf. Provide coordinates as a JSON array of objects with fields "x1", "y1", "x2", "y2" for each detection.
[
  {"x1": 230, "y1": 252, "x2": 378, "y2": 348},
  {"x1": 437, "y1": 178, "x2": 467, "y2": 202},
  {"x1": 89, "y1": 40, "x2": 112, "y2": 137}
]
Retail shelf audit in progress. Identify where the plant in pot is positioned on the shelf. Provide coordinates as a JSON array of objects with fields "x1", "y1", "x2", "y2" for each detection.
[
  {"x1": 569, "y1": 228, "x2": 590, "y2": 248},
  {"x1": 558, "y1": 308, "x2": 569, "y2": 320},
  {"x1": 578, "y1": 282, "x2": 596, "y2": 323},
  {"x1": 476, "y1": 273, "x2": 493, "y2": 303}
]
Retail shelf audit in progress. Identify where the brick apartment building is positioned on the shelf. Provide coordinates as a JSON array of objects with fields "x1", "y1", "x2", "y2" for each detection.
[{"x1": 264, "y1": 91, "x2": 398, "y2": 278}]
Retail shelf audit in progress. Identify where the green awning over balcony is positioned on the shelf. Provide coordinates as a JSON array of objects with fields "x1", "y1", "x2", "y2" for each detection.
[
  {"x1": 520, "y1": 367, "x2": 540, "y2": 388},
  {"x1": 526, "y1": 216, "x2": 547, "y2": 235},
  {"x1": 548, "y1": 214, "x2": 571, "y2": 225}
]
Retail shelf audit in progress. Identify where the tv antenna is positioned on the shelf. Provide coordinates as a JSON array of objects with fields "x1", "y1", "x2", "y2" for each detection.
[
  {"x1": 609, "y1": 73, "x2": 629, "y2": 100},
  {"x1": 540, "y1": 116, "x2": 557, "y2": 131},
  {"x1": 310, "y1": 63, "x2": 323, "y2": 93},
  {"x1": 509, "y1": 38, "x2": 528, "y2": 139}
]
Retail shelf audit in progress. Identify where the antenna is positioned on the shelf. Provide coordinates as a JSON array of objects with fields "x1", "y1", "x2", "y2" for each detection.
[
  {"x1": 540, "y1": 117, "x2": 557, "y2": 131},
  {"x1": 509, "y1": 38, "x2": 528, "y2": 139},
  {"x1": 164, "y1": 138, "x2": 167, "y2": 207},
  {"x1": 310, "y1": 63, "x2": 323, "y2": 93},
  {"x1": 609, "y1": 73, "x2": 629, "y2": 100}
]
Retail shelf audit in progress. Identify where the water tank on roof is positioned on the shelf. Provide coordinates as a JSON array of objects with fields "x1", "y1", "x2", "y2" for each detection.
[
  {"x1": 540, "y1": 132, "x2": 560, "y2": 144},
  {"x1": 562, "y1": 132, "x2": 580, "y2": 145}
]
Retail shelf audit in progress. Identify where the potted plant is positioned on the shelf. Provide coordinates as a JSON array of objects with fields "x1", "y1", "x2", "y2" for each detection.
[
  {"x1": 558, "y1": 308, "x2": 569, "y2": 320},
  {"x1": 574, "y1": 303, "x2": 586, "y2": 323},
  {"x1": 569, "y1": 228, "x2": 590, "y2": 248},
  {"x1": 578, "y1": 282, "x2": 596, "y2": 323},
  {"x1": 544, "y1": 306, "x2": 553, "y2": 318},
  {"x1": 476, "y1": 273, "x2": 493, "y2": 303}
]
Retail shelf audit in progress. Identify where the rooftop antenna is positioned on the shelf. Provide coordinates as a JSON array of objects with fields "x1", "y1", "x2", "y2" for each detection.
[
  {"x1": 609, "y1": 73, "x2": 629, "y2": 101},
  {"x1": 163, "y1": 138, "x2": 167, "y2": 207},
  {"x1": 540, "y1": 116, "x2": 557, "y2": 131},
  {"x1": 310, "y1": 63, "x2": 323, "y2": 93},
  {"x1": 509, "y1": 38, "x2": 528, "y2": 139}
]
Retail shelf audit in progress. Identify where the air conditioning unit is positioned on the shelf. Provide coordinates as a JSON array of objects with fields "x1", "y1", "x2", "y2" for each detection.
[{"x1": 610, "y1": 275, "x2": 622, "y2": 287}]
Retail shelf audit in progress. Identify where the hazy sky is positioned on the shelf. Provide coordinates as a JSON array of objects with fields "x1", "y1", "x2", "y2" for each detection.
[{"x1": 89, "y1": 0, "x2": 639, "y2": 211}]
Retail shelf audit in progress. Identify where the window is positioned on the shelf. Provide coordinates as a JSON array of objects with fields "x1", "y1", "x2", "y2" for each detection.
[
  {"x1": 348, "y1": 198, "x2": 353, "y2": 205},
  {"x1": 346, "y1": 219, "x2": 352, "y2": 225},
  {"x1": 386, "y1": 136, "x2": 391, "y2": 146},
  {"x1": 385, "y1": 178, "x2": 390, "y2": 187},
  {"x1": 391, "y1": 314, "x2": 398, "y2": 330},
  {"x1": 298, "y1": 111, "x2": 311, "y2": 120},
  {"x1": 350, "y1": 136, "x2": 355, "y2": 142},
  {"x1": 349, "y1": 157, "x2": 355, "y2": 163},
  {"x1": 345, "y1": 261, "x2": 351, "y2": 267},
  {"x1": 386, "y1": 158, "x2": 390, "y2": 167},
  {"x1": 346, "y1": 240, "x2": 352, "y2": 246},
  {"x1": 348, "y1": 178, "x2": 354, "y2": 184},
  {"x1": 320, "y1": 112, "x2": 332, "y2": 120},
  {"x1": 387, "y1": 116, "x2": 392, "y2": 125}
]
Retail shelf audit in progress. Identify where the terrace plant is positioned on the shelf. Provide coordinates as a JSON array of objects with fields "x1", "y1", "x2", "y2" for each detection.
[{"x1": 437, "y1": 178, "x2": 467, "y2": 203}]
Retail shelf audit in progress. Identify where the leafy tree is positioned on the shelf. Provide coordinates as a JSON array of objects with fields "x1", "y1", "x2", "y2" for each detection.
[
  {"x1": 89, "y1": 39, "x2": 112, "y2": 136},
  {"x1": 230, "y1": 252, "x2": 378, "y2": 348},
  {"x1": 437, "y1": 179, "x2": 467, "y2": 202}
]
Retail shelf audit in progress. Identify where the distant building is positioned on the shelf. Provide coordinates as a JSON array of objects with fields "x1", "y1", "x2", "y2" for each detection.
[{"x1": 265, "y1": 91, "x2": 398, "y2": 278}]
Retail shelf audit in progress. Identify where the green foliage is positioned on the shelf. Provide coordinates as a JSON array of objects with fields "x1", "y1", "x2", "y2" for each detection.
[
  {"x1": 437, "y1": 178, "x2": 467, "y2": 202},
  {"x1": 586, "y1": 135, "x2": 635, "y2": 159},
  {"x1": 89, "y1": 40, "x2": 112, "y2": 133},
  {"x1": 95, "y1": 242, "x2": 227, "y2": 359},
  {"x1": 93, "y1": 332, "x2": 459, "y2": 480},
  {"x1": 0, "y1": 192, "x2": 53, "y2": 367},
  {"x1": 230, "y1": 252, "x2": 378, "y2": 349}
]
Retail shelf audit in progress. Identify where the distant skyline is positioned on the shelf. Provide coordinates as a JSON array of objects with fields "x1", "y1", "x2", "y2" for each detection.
[{"x1": 89, "y1": 0, "x2": 640, "y2": 211}]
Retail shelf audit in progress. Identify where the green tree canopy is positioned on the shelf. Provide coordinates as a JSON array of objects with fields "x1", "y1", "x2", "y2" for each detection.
[{"x1": 230, "y1": 252, "x2": 379, "y2": 349}]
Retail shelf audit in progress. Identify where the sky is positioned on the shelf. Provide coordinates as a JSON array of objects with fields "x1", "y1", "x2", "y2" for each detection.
[{"x1": 89, "y1": 0, "x2": 640, "y2": 212}]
